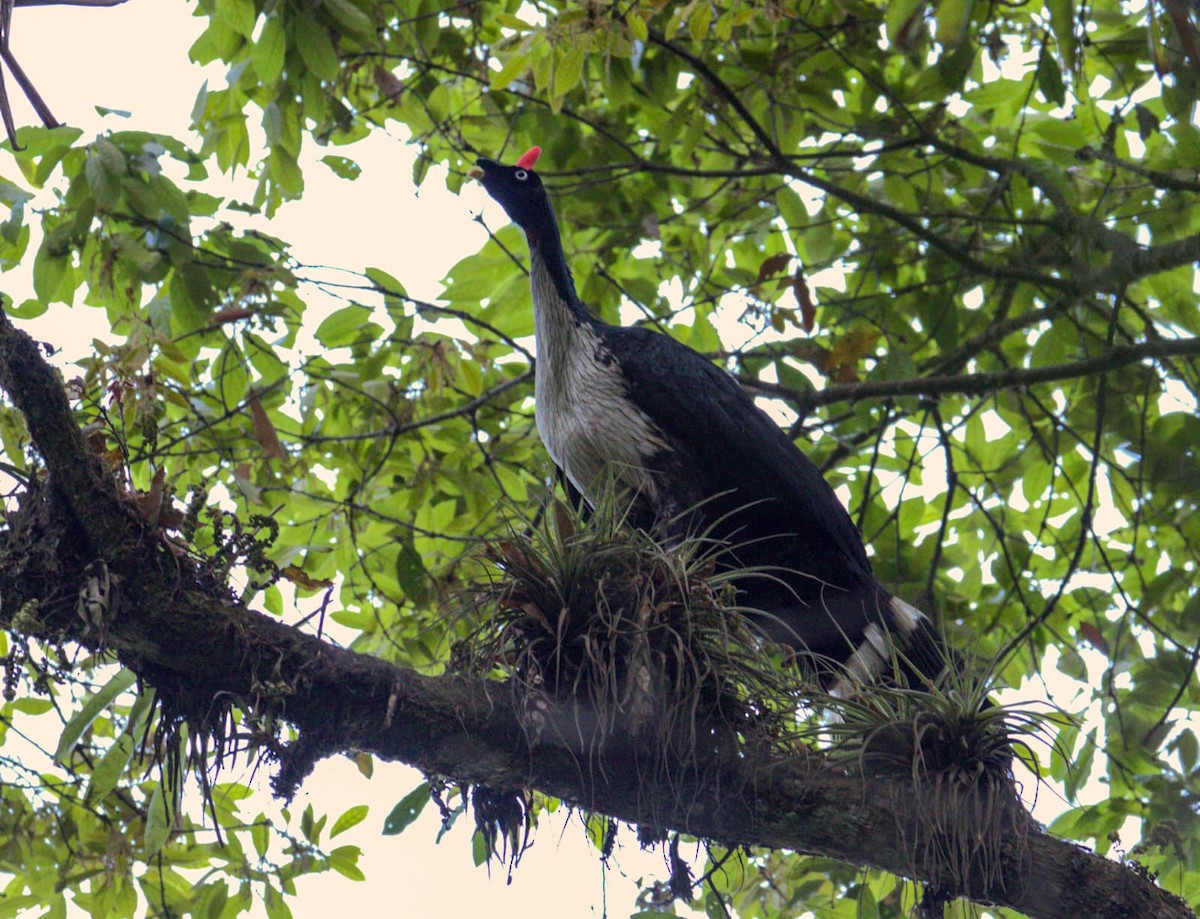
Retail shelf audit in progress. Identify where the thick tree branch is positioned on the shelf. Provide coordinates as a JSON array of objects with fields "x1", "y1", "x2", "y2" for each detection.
[{"x1": 0, "y1": 309, "x2": 1191, "y2": 919}]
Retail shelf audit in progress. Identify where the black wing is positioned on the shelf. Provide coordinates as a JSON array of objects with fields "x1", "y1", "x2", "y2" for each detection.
[
  {"x1": 600, "y1": 323, "x2": 873, "y2": 582},
  {"x1": 556, "y1": 465, "x2": 589, "y2": 515}
]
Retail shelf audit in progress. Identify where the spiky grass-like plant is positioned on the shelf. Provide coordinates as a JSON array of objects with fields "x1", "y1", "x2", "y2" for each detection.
[
  {"x1": 813, "y1": 647, "x2": 1056, "y2": 907},
  {"x1": 452, "y1": 489, "x2": 804, "y2": 767},
  {"x1": 454, "y1": 491, "x2": 1058, "y2": 906}
]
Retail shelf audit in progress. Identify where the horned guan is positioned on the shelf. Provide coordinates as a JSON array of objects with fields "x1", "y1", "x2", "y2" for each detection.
[{"x1": 470, "y1": 146, "x2": 945, "y2": 689}]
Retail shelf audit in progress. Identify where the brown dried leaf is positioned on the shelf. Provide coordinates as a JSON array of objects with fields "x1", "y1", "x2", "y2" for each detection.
[
  {"x1": 754, "y1": 253, "x2": 792, "y2": 293},
  {"x1": 374, "y1": 65, "x2": 405, "y2": 100},
  {"x1": 489, "y1": 540, "x2": 530, "y2": 571},
  {"x1": 792, "y1": 268, "x2": 816, "y2": 332},
  {"x1": 131, "y1": 466, "x2": 167, "y2": 525},
  {"x1": 247, "y1": 391, "x2": 287, "y2": 461},
  {"x1": 211, "y1": 307, "x2": 256, "y2": 325},
  {"x1": 281, "y1": 564, "x2": 334, "y2": 591},
  {"x1": 553, "y1": 499, "x2": 576, "y2": 539},
  {"x1": 353, "y1": 752, "x2": 374, "y2": 779},
  {"x1": 1078, "y1": 622, "x2": 1109, "y2": 655}
]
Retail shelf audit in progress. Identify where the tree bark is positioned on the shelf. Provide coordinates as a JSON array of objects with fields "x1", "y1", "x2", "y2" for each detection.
[{"x1": 0, "y1": 309, "x2": 1190, "y2": 919}]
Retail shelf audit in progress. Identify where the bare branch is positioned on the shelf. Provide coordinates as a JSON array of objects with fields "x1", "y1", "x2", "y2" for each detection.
[
  {"x1": 13, "y1": 0, "x2": 129, "y2": 7},
  {"x1": 742, "y1": 336, "x2": 1200, "y2": 415}
]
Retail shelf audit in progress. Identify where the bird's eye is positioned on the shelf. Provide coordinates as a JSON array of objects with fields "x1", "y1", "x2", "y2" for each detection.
[{"x1": 514, "y1": 169, "x2": 529, "y2": 181}]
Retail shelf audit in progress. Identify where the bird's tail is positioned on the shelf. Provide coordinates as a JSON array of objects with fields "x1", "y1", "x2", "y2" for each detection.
[{"x1": 831, "y1": 594, "x2": 951, "y2": 697}]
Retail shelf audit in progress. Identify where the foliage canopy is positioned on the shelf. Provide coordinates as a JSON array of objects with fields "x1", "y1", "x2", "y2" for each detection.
[{"x1": 0, "y1": 0, "x2": 1197, "y2": 916}]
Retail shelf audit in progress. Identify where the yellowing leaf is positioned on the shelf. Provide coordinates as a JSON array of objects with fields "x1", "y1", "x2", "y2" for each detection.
[
  {"x1": 823, "y1": 326, "x2": 881, "y2": 380},
  {"x1": 626, "y1": 11, "x2": 648, "y2": 42},
  {"x1": 280, "y1": 564, "x2": 334, "y2": 591},
  {"x1": 490, "y1": 53, "x2": 528, "y2": 90},
  {"x1": 330, "y1": 804, "x2": 369, "y2": 838}
]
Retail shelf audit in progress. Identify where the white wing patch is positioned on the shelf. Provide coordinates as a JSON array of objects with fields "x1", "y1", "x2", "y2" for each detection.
[
  {"x1": 830, "y1": 622, "x2": 890, "y2": 697},
  {"x1": 888, "y1": 595, "x2": 924, "y2": 633}
]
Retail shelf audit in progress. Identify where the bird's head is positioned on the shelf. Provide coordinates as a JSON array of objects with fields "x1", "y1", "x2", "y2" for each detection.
[{"x1": 469, "y1": 146, "x2": 553, "y2": 237}]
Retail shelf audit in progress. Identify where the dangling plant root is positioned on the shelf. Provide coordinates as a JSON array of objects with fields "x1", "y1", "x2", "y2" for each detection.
[
  {"x1": 470, "y1": 784, "x2": 534, "y2": 879},
  {"x1": 452, "y1": 496, "x2": 803, "y2": 771}
]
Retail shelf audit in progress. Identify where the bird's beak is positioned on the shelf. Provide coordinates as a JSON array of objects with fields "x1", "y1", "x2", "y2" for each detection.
[{"x1": 467, "y1": 164, "x2": 485, "y2": 180}]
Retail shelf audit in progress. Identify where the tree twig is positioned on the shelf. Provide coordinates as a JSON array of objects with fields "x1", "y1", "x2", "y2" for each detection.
[{"x1": 741, "y1": 336, "x2": 1200, "y2": 415}]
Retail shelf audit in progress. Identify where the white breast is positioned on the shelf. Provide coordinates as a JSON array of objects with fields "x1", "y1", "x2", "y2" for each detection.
[{"x1": 530, "y1": 259, "x2": 665, "y2": 504}]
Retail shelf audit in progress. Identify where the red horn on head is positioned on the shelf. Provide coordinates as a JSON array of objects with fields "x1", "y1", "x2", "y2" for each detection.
[{"x1": 515, "y1": 146, "x2": 542, "y2": 169}]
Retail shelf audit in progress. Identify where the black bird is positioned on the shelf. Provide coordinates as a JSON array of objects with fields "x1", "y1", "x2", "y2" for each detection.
[{"x1": 470, "y1": 146, "x2": 944, "y2": 689}]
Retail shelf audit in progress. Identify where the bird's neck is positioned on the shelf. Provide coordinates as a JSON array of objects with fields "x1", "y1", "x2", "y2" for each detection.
[
  {"x1": 526, "y1": 205, "x2": 593, "y2": 372},
  {"x1": 524, "y1": 198, "x2": 588, "y2": 320},
  {"x1": 530, "y1": 244, "x2": 585, "y2": 375}
]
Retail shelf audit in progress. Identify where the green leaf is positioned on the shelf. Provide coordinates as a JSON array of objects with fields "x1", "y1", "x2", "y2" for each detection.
[
  {"x1": 322, "y1": 0, "x2": 376, "y2": 42},
  {"x1": 217, "y1": 0, "x2": 256, "y2": 37},
  {"x1": 168, "y1": 268, "x2": 210, "y2": 333},
  {"x1": 471, "y1": 829, "x2": 488, "y2": 866},
  {"x1": 1047, "y1": 0, "x2": 1076, "y2": 72},
  {"x1": 935, "y1": 0, "x2": 974, "y2": 47},
  {"x1": 264, "y1": 884, "x2": 293, "y2": 919},
  {"x1": 251, "y1": 817, "x2": 270, "y2": 858},
  {"x1": 365, "y1": 265, "x2": 407, "y2": 304},
  {"x1": 9, "y1": 697, "x2": 53, "y2": 715},
  {"x1": 253, "y1": 16, "x2": 287, "y2": 84},
  {"x1": 315, "y1": 305, "x2": 374, "y2": 347},
  {"x1": 86, "y1": 734, "x2": 135, "y2": 802},
  {"x1": 217, "y1": 342, "x2": 248, "y2": 411},
  {"x1": 688, "y1": 2, "x2": 713, "y2": 41},
  {"x1": 321, "y1": 155, "x2": 362, "y2": 180},
  {"x1": 885, "y1": 0, "x2": 925, "y2": 47},
  {"x1": 85, "y1": 152, "x2": 121, "y2": 210},
  {"x1": 54, "y1": 669, "x2": 137, "y2": 764},
  {"x1": 330, "y1": 804, "x2": 369, "y2": 838},
  {"x1": 327, "y1": 845, "x2": 365, "y2": 881},
  {"x1": 295, "y1": 15, "x2": 340, "y2": 82},
  {"x1": 395, "y1": 540, "x2": 430, "y2": 605},
  {"x1": 490, "y1": 53, "x2": 528, "y2": 90},
  {"x1": 382, "y1": 782, "x2": 430, "y2": 835},
  {"x1": 967, "y1": 78, "x2": 1027, "y2": 109},
  {"x1": 263, "y1": 102, "x2": 283, "y2": 147},
  {"x1": 1035, "y1": 49, "x2": 1066, "y2": 106},
  {"x1": 625, "y1": 11, "x2": 648, "y2": 42},
  {"x1": 144, "y1": 781, "x2": 173, "y2": 857},
  {"x1": 551, "y1": 46, "x2": 585, "y2": 110},
  {"x1": 0, "y1": 897, "x2": 41, "y2": 919}
]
